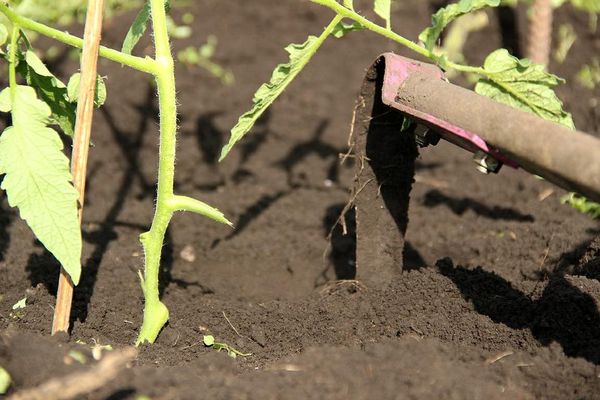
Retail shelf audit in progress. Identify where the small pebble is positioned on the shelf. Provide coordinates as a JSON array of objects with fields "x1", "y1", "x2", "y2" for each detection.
[{"x1": 180, "y1": 245, "x2": 196, "y2": 263}]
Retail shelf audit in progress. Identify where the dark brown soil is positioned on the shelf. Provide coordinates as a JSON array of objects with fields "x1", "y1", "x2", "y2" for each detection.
[{"x1": 1, "y1": 1, "x2": 600, "y2": 399}]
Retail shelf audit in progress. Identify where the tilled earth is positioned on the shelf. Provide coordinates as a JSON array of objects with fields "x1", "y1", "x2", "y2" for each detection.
[{"x1": 1, "y1": 0, "x2": 600, "y2": 399}]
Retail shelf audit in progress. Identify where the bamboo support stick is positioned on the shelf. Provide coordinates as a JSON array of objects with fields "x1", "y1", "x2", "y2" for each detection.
[
  {"x1": 527, "y1": 0, "x2": 553, "y2": 66},
  {"x1": 52, "y1": 0, "x2": 105, "y2": 335}
]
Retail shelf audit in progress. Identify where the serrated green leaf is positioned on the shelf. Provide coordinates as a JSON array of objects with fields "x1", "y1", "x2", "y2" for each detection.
[
  {"x1": 475, "y1": 49, "x2": 574, "y2": 129},
  {"x1": 121, "y1": 1, "x2": 151, "y2": 55},
  {"x1": 0, "y1": 86, "x2": 81, "y2": 284},
  {"x1": 374, "y1": 0, "x2": 392, "y2": 29},
  {"x1": 220, "y1": 35, "x2": 323, "y2": 161},
  {"x1": 419, "y1": 0, "x2": 500, "y2": 51},
  {"x1": 17, "y1": 51, "x2": 76, "y2": 136},
  {"x1": 331, "y1": 21, "x2": 364, "y2": 38},
  {"x1": 67, "y1": 73, "x2": 107, "y2": 108}
]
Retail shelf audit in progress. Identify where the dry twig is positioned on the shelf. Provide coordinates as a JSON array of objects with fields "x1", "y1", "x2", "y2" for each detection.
[{"x1": 8, "y1": 348, "x2": 137, "y2": 400}]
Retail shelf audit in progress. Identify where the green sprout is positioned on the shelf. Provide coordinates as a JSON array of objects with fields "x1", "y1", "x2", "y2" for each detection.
[
  {"x1": 0, "y1": 366, "x2": 10, "y2": 395},
  {"x1": 203, "y1": 335, "x2": 251, "y2": 359},
  {"x1": 177, "y1": 35, "x2": 234, "y2": 86}
]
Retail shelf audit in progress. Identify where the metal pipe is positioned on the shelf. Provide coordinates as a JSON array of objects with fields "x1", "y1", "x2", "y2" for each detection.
[{"x1": 395, "y1": 72, "x2": 600, "y2": 202}]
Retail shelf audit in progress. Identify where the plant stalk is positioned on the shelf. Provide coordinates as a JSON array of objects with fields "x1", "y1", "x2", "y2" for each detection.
[
  {"x1": 8, "y1": 25, "x2": 18, "y2": 97},
  {"x1": 52, "y1": 0, "x2": 105, "y2": 335},
  {"x1": 527, "y1": 0, "x2": 553, "y2": 66},
  {"x1": 135, "y1": 0, "x2": 178, "y2": 345},
  {"x1": 0, "y1": 2, "x2": 157, "y2": 74}
]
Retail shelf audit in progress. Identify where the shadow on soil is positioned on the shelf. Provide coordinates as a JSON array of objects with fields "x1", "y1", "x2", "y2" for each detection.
[
  {"x1": 105, "y1": 389, "x2": 136, "y2": 400},
  {"x1": 0, "y1": 113, "x2": 14, "y2": 263},
  {"x1": 323, "y1": 204, "x2": 356, "y2": 281},
  {"x1": 194, "y1": 112, "x2": 225, "y2": 190},
  {"x1": 437, "y1": 257, "x2": 600, "y2": 365},
  {"x1": 272, "y1": 119, "x2": 341, "y2": 188},
  {"x1": 216, "y1": 117, "x2": 348, "y2": 248},
  {"x1": 0, "y1": 200, "x2": 14, "y2": 263},
  {"x1": 228, "y1": 110, "x2": 273, "y2": 186},
  {"x1": 423, "y1": 189, "x2": 535, "y2": 222}
]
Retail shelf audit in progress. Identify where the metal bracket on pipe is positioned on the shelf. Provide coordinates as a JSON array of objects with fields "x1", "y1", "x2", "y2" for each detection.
[
  {"x1": 378, "y1": 55, "x2": 518, "y2": 169},
  {"x1": 349, "y1": 53, "x2": 600, "y2": 289}
]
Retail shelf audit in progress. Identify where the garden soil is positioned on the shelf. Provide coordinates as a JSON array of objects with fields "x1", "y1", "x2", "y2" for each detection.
[{"x1": 1, "y1": 0, "x2": 600, "y2": 399}]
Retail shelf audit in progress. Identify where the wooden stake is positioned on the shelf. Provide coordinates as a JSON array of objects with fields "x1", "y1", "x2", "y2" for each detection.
[
  {"x1": 52, "y1": 0, "x2": 105, "y2": 335},
  {"x1": 527, "y1": 0, "x2": 553, "y2": 66}
]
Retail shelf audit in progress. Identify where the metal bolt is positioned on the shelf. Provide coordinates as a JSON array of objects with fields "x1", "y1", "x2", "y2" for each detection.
[
  {"x1": 414, "y1": 125, "x2": 440, "y2": 148},
  {"x1": 473, "y1": 150, "x2": 502, "y2": 174}
]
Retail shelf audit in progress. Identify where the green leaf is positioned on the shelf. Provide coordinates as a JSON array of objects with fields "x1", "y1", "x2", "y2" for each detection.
[
  {"x1": 166, "y1": 15, "x2": 192, "y2": 39},
  {"x1": 67, "y1": 350, "x2": 87, "y2": 364},
  {"x1": 570, "y1": 0, "x2": 600, "y2": 13},
  {"x1": 562, "y1": 193, "x2": 600, "y2": 218},
  {"x1": 169, "y1": 195, "x2": 232, "y2": 226},
  {"x1": 419, "y1": 0, "x2": 500, "y2": 51},
  {"x1": 0, "y1": 366, "x2": 10, "y2": 395},
  {"x1": 17, "y1": 51, "x2": 76, "y2": 137},
  {"x1": 121, "y1": 1, "x2": 151, "y2": 55},
  {"x1": 11, "y1": 297, "x2": 26, "y2": 310},
  {"x1": 374, "y1": 0, "x2": 392, "y2": 29},
  {"x1": 0, "y1": 89, "x2": 10, "y2": 112},
  {"x1": 220, "y1": 35, "x2": 323, "y2": 161},
  {"x1": 331, "y1": 21, "x2": 364, "y2": 38},
  {"x1": 0, "y1": 23, "x2": 8, "y2": 47},
  {"x1": 67, "y1": 73, "x2": 107, "y2": 108},
  {"x1": 0, "y1": 86, "x2": 82, "y2": 284},
  {"x1": 24, "y1": 50, "x2": 63, "y2": 82},
  {"x1": 203, "y1": 335, "x2": 215, "y2": 346},
  {"x1": 475, "y1": 49, "x2": 574, "y2": 129}
]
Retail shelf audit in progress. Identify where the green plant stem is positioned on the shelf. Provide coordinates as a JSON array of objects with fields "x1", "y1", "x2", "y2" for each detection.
[
  {"x1": 135, "y1": 0, "x2": 178, "y2": 346},
  {"x1": 310, "y1": 0, "x2": 489, "y2": 76},
  {"x1": 8, "y1": 24, "x2": 18, "y2": 92},
  {"x1": 0, "y1": 2, "x2": 157, "y2": 74}
]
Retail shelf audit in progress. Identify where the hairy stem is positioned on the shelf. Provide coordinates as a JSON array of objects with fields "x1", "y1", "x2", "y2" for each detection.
[
  {"x1": 0, "y1": 2, "x2": 157, "y2": 74},
  {"x1": 8, "y1": 25, "x2": 18, "y2": 92},
  {"x1": 135, "y1": 0, "x2": 178, "y2": 345}
]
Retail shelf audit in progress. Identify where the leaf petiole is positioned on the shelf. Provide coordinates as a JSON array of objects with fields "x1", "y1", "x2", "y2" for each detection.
[{"x1": 8, "y1": 24, "x2": 18, "y2": 95}]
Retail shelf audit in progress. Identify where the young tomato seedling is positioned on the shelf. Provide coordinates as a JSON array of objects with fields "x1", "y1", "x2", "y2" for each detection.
[{"x1": 0, "y1": 0, "x2": 232, "y2": 345}]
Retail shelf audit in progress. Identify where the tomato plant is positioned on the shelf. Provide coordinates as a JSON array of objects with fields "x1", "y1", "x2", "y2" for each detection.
[
  {"x1": 0, "y1": 0, "x2": 231, "y2": 345},
  {"x1": 0, "y1": 0, "x2": 597, "y2": 347}
]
